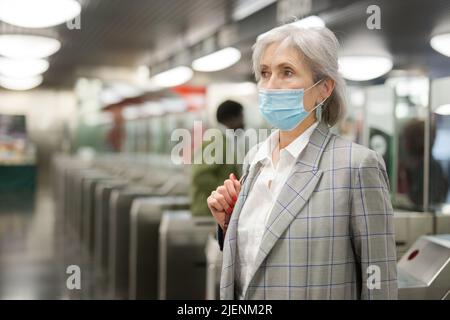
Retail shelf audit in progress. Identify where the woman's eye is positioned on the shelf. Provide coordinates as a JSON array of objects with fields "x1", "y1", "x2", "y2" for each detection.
[
  {"x1": 261, "y1": 71, "x2": 270, "y2": 78},
  {"x1": 284, "y1": 69, "x2": 293, "y2": 76}
]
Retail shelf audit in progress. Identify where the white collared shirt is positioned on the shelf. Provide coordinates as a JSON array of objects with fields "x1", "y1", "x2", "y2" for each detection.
[{"x1": 235, "y1": 122, "x2": 318, "y2": 299}]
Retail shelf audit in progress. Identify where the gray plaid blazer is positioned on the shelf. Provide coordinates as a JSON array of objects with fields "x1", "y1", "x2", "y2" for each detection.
[{"x1": 219, "y1": 121, "x2": 397, "y2": 300}]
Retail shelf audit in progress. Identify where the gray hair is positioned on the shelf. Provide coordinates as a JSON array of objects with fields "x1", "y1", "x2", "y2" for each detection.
[{"x1": 252, "y1": 24, "x2": 346, "y2": 127}]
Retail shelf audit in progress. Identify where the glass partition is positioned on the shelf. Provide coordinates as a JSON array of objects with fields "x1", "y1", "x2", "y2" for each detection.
[
  {"x1": 387, "y1": 76, "x2": 429, "y2": 211},
  {"x1": 430, "y1": 77, "x2": 450, "y2": 213}
]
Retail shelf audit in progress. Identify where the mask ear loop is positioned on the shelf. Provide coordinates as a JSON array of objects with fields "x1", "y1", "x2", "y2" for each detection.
[{"x1": 304, "y1": 78, "x2": 323, "y2": 92}]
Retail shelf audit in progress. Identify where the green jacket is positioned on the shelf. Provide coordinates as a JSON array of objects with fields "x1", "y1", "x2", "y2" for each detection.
[{"x1": 190, "y1": 132, "x2": 242, "y2": 216}]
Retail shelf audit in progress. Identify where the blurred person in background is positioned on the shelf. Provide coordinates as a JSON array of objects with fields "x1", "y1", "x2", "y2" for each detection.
[
  {"x1": 398, "y1": 119, "x2": 448, "y2": 209},
  {"x1": 207, "y1": 25, "x2": 397, "y2": 300},
  {"x1": 107, "y1": 111, "x2": 124, "y2": 152},
  {"x1": 190, "y1": 100, "x2": 244, "y2": 216}
]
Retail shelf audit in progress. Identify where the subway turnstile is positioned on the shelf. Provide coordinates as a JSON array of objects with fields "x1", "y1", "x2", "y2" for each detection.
[
  {"x1": 398, "y1": 235, "x2": 450, "y2": 299},
  {"x1": 128, "y1": 196, "x2": 190, "y2": 299},
  {"x1": 205, "y1": 233, "x2": 222, "y2": 300},
  {"x1": 158, "y1": 211, "x2": 215, "y2": 299}
]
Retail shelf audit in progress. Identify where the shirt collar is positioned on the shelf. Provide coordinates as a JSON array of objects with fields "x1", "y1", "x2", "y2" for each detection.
[
  {"x1": 284, "y1": 121, "x2": 318, "y2": 158},
  {"x1": 251, "y1": 129, "x2": 278, "y2": 165},
  {"x1": 251, "y1": 121, "x2": 319, "y2": 165}
]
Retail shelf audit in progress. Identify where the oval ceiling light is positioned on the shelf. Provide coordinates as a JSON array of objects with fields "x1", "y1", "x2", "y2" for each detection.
[
  {"x1": 0, "y1": 75, "x2": 43, "y2": 91},
  {"x1": 434, "y1": 104, "x2": 450, "y2": 115},
  {"x1": 338, "y1": 56, "x2": 393, "y2": 81},
  {"x1": 151, "y1": 66, "x2": 193, "y2": 87},
  {"x1": 430, "y1": 33, "x2": 450, "y2": 57},
  {"x1": 0, "y1": 35, "x2": 61, "y2": 59},
  {"x1": 0, "y1": 57, "x2": 49, "y2": 78},
  {"x1": 192, "y1": 47, "x2": 241, "y2": 72},
  {"x1": 0, "y1": 0, "x2": 81, "y2": 28}
]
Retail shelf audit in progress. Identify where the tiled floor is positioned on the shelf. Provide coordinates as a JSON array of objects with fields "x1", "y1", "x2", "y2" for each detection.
[{"x1": 0, "y1": 186, "x2": 65, "y2": 300}]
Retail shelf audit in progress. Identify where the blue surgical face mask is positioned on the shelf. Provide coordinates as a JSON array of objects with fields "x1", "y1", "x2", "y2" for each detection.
[{"x1": 259, "y1": 79, "x2": 327, "y2": 131}]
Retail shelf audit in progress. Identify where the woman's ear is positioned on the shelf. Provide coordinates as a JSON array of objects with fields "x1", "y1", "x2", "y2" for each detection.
[{"x1": 319, "y1": 78, "x2": 335, "y2": 102}]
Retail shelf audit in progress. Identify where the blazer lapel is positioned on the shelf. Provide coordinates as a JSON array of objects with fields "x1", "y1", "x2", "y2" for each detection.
[
  {"x1": 225, "y1": 160, "x2": 264, "y2": 245},
  {"x1": 244, "y1": 121, "x2": 332, "y2": 297},
  {"x1": 220, "y1": 160, "x2": 263, "y2": 299}
]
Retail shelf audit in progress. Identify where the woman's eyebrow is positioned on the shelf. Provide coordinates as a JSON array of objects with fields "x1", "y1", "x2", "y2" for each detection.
[
  {"x1": 260, "y1": 62, "x2": 298, "y2": 70},
  {"x1": 276, "y1": 62, "x2": 297, "y2": 69}
]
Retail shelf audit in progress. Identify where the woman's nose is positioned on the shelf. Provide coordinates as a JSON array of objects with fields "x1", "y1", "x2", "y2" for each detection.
[{"x1": 266, "y1": 75, "x2": 280, "y2": 89}]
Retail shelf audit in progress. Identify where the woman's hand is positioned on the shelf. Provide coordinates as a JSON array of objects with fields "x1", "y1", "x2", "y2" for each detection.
[{"x1": 207, "y1": 173, "x2": 241, "y2": 230}]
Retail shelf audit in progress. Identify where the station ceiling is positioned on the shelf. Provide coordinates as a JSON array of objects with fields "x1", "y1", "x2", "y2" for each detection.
[{"x1": 0, "y1": 0, "x2": 449, "y2": 89}]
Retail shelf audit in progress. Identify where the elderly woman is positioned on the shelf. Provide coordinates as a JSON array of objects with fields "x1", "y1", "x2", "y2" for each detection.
[{"x1": 207, "y1": 24, "x2": 397, "y2": 300}]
